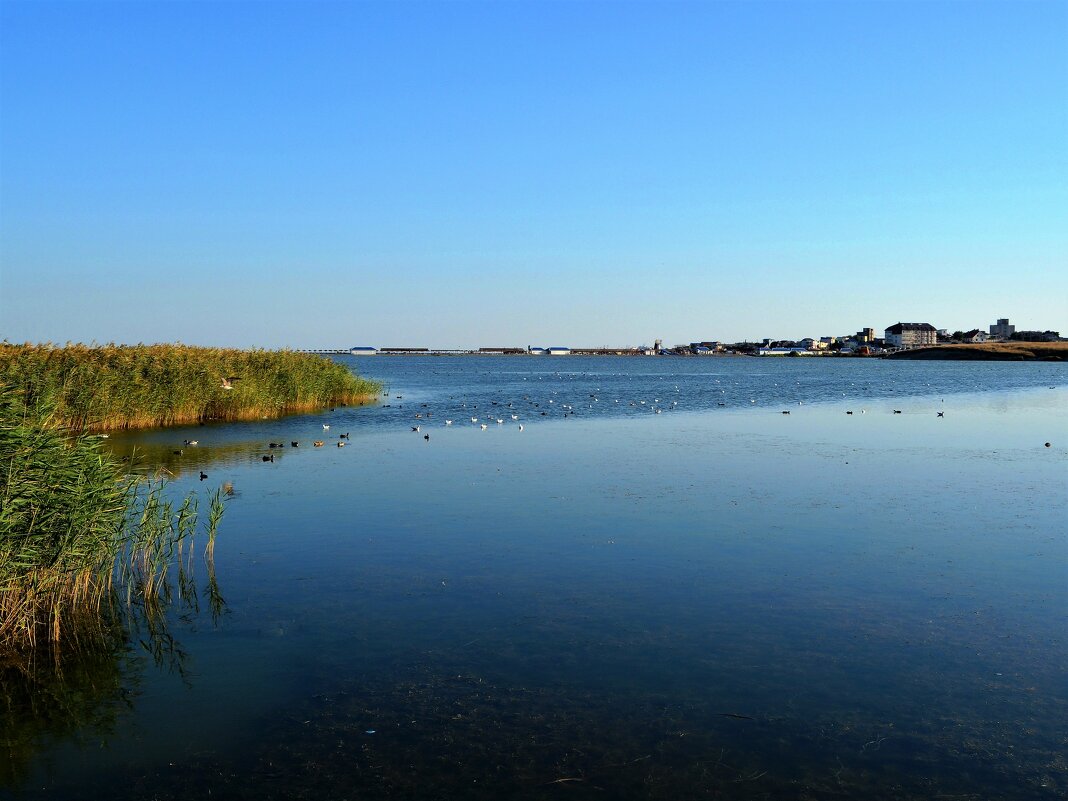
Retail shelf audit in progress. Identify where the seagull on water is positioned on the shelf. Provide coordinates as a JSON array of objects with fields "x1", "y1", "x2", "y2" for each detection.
[{"x1": 323, "y1": 424, "x2": 330, "y2": 430}]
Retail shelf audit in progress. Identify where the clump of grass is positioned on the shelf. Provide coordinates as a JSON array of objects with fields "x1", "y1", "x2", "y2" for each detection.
[
  {"x1": 0, "y1": 385, "x2": 224, "y2": 654},
  {"x1": 0, "y1": 342, "x2": 381, "y2": 432}
]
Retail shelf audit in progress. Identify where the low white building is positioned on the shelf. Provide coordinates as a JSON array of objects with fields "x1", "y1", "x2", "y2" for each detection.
[
  {"x1": 349, "y1": 346, "x2": 378, "y2": 356},
  {"x1": 758, "y1": 348, "x2": 815, "y2": 356},
  {"x1": 547, "y1": 347, "x2": 571, "y2": 356}
]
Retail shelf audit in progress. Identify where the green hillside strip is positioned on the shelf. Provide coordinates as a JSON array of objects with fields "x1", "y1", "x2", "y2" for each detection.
[{"x1": 886, "y1": 342, "x2": 1067, "y2": 361}]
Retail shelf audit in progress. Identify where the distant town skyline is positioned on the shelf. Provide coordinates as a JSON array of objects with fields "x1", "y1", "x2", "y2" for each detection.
[{"x1": 2, "y1": 1, "x2": 1065, "y2": 349}]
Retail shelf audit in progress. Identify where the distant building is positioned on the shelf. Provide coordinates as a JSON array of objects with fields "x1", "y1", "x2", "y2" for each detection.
[
  {"x1": 855, "y1": 328, "x2": 875, "y2": 342},
  {"x1": 349, "y1": 346, "x2": 378, "y2": 355},
  {"x1": 1013, "y1": 330, "x2": 1061, "y2": 342},
  {"x1": 547, "y1": 347, "x2": 571, "y2": 356},
  {"x1": 758, "y1": 348, "x2": 815, "y2": 356},
  {"x1": 990, "y1": 318, "x2": 1015, "y2": 339},
  {"x1": 527, "y1": 347, "x2": 546, "y2": 355},
  {"x1": 884, "y1": 322, "x2": 937, "y2": 348},
  {"x1": 962, "y1": 330, "x2": 988, "y2": 343}
]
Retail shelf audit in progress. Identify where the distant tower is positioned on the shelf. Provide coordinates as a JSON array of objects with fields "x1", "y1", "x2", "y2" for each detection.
[
  {"x1": 990, "y1": 318, "x2": 1015, "y2": 339},
  {"x1": 654, "y1": 338, "x2": 662, "y2": 354}
]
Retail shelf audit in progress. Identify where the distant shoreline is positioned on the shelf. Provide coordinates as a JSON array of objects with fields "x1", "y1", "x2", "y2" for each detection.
[
  {"x1": 886, "y1": 342, "x2": 1067, "y2": 361},
  {"x1": 301, "y1": 343, "x2": 1068, "y2": 361}
]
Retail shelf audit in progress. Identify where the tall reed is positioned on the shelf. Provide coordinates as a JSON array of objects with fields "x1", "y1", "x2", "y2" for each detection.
[
  {"x1": 0, "y1": 342, "x2": 380, "y2": 432},
  {"x1": 0, "y1": 385, "x2": 224, "y2": 654}
]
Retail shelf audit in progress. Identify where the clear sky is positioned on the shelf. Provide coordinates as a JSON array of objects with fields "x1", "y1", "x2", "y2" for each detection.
[{"x1": 1, "y1": 0, "x2": 1065, "y2": 348}]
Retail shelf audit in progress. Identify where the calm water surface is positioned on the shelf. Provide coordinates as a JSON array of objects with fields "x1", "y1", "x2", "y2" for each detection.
[{"x1": 4, "y1": 357, "x2": 1066, "y2": 800}]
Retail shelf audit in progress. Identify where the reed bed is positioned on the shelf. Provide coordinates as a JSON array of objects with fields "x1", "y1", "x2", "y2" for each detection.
[
  {"x1": 0, "y1": 386, "x2": 224, "y2": 654},
  {"x1": 0, "y1": 342, "x2": 381, "y2": 432}
]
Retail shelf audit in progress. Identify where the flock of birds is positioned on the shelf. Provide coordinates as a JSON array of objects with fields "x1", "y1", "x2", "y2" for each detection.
[
  {"x1": 169, "y1": 378, "x2": 1060, "y2": 479},
  {"x1": 381, "y1": 386, "x2": 691, "y2": 439}
]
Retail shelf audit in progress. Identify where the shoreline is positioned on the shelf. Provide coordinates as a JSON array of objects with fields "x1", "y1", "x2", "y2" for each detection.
[{"x1": 885, "y1": 342, "x2": 1067, "y2": 361}]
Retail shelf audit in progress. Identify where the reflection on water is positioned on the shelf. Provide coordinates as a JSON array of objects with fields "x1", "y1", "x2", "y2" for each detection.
[
  {"x1": 6, "y1": 360, "x2": 1067, "y2": 799},
  {"x1": 0, "y1": 633, "x2": 133, "y2": 788},
  {"x1": 0, "y1": 548, "x2": 228, "y2": 788}
]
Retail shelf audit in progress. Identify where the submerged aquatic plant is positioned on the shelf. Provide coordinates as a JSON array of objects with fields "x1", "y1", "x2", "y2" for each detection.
[
  {"x1": 0, "y1": 342, "x2": 380, "y2": 432},
  {"x1": 0, "y1": 385, "x2": 224, "y2": 654}
]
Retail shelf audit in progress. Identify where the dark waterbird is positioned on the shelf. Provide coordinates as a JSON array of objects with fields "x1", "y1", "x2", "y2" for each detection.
[
  {"x1": 262, "y1": 454, "x2": 274, "y2": 462},
  {"x1": 291, "y1": 441, "x2": 299, "y2": 447},
  {"x1": 199, "y1": 472, "x2": 208, "y2": 481},
  {"x1": 339, "y1": 433, "x2": 349, "y2": 439},
  {"x1": 937, "y1": 411, "x2": 945, "y2": 417}
]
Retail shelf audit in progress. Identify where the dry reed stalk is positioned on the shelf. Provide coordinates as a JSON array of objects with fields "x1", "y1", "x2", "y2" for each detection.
[{"x1": 1, "y1": 385, "x2": 226, "y2": 655}]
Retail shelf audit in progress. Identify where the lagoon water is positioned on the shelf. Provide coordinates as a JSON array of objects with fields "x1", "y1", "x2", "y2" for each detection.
[{"x1": 5, "y1": 357, "x2": 1067, "y2": 800}]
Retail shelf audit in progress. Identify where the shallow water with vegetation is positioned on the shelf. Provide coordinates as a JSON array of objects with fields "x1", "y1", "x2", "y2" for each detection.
[{"x1": 4, "y1": 357, "x2": 1066, "y2": 799}]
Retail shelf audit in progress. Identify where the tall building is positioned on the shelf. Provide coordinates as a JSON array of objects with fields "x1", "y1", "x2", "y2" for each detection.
[
  {"x1": 989, "y1": 318, "x2": 1015, "y2": 339},
  {"x1": 884, "y1": 322, "x2": 937, "y2": 348}
]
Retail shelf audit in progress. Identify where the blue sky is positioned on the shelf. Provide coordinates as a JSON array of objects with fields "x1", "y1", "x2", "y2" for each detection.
[{"x1": 2, "y1": 0, "x2": 1065, "y2": 348}]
